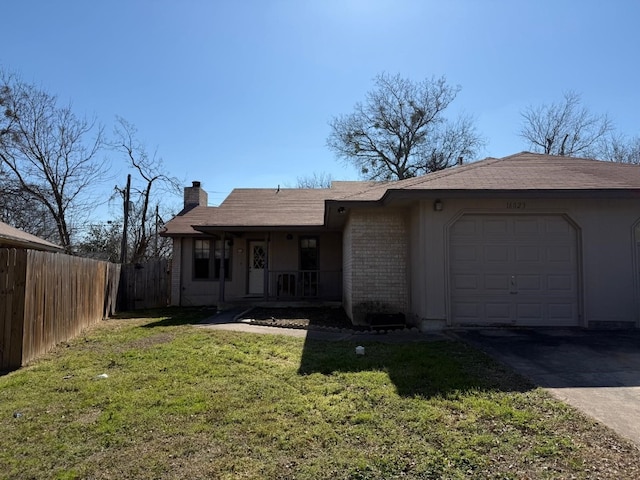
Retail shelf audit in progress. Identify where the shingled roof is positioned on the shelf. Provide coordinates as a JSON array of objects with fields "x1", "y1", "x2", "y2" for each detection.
[
  {"x1": 0, "y1": 221, "x2": 64, "y2": 252},
  {"x1": 162, "y1": 152, "x2": 640, "y2": 236},
  {"x1": 338, "y1": 152, "x2": 640, "y2": 201},
  {"x1": 162, "y1": 181, "x2": 378, "y2": 235}
]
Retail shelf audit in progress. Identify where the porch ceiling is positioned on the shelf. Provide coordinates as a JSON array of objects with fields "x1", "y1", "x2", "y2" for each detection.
[{"x1": 192, "y1": 225, "x2": 331, "y2": 234}]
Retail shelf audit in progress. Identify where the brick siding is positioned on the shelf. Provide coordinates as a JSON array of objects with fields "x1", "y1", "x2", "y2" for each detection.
[{"x1": 343, "y1": 209, "x2": 408, "y2": 324}]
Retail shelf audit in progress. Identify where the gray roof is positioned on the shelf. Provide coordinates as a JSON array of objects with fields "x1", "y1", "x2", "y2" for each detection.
[
  {"x1": 162, "y1": 181, "x2": 378, "y2": 235},
  {"x1": 0, "y1": 221, "x2": 64, "y2": 252},
  {"x1": 340, "y1": 152, "x2": 640, "y2": 201},
  {"x1": 162, "y1": 152, "x2": 640, "y2": 236}
]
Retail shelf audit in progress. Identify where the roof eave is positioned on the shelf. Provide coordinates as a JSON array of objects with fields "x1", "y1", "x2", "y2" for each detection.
[
  {"x1": 325, "y1": 188, "x2": 640, "y2": 219},
  {"x1": 377, "y1": 188, "x2": 640, "y2": 203},
  {"x1": 192, "y1": 224, "x2": 330, "y2": 234},
  {"x1": 0, "y1": 237, "x2": 64, "y2": 252}
]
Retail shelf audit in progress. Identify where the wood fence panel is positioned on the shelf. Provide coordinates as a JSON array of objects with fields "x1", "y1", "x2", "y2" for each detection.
[
  {"x1": 0, "y1": 249, "x2": 27, "y2": 371},
  {"x1": 20, "y1": 251, "x2": 116, "y2": 368},
  {"x1": 0, "y1": 249, "x2": 12, "y2": 370},
  {"x1": 104, "y1": 263, "x2": 121, "y2": 318},
  {"x1": 1, "y1": 248, "x2": 174, "y2": 370},
  {"x1": 0, "y1": 250, "x2": 7, "y2": 369},
  {"x1": 119, "y1": 260, "x2": 169, "y2": 311},
  {"x1": 10, "y1": 251, "x2": 27, "y2": 370}
]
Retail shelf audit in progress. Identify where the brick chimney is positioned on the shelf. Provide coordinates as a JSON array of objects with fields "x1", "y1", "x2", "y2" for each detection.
[{"x1": 184, "y1": 181, "x2": 208, "y2": 209}]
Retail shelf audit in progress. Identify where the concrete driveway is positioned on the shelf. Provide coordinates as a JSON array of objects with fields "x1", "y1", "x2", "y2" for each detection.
[{"x1": 453, "y1": 328, "x2": 640, "y2": 447}]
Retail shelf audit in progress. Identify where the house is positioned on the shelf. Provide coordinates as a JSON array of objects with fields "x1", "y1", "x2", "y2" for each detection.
[
  {"x1": 0, "y1": 221, "x2": 64, "y2": 252},
  {"x1": 162, "y1": 152, "x2": 640, "y2": 330}
]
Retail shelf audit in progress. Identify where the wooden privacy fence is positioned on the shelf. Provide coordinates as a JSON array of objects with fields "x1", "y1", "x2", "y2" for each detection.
[
  {"x1": 0, "y1": 249, "x2": 121, "y2": 371},
  {"x1": 118, "y1": 259, "x2": 170, "y2": 311}
]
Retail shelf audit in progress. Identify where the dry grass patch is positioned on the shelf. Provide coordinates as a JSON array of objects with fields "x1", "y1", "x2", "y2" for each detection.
[{"x1": 0, "y1": 308, "x2": 638, "y2": 479}]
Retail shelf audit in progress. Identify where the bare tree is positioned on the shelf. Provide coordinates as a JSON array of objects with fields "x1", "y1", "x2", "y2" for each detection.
[
  {"x1": 296, "y1": 171, "x2": 334, "y2": 188},
  {"x1": 519, "y1": 91, "x2": 613, "y2": 158},
  {"x1": 327, "y1": 73, "x2": 484, "y2": 180},
  {"x1": 75, "y1": 222, "x2": 122, "y2": 262},
  {"x1": 112, "y1": 117, "x2": 180, "y2": 263},
  {"x1": 423, "y1": 115, "x2": 481, "y2": 172},
  {"x1": 0, "y1": 71, "x2": 107, "y2": 251},
  {"x1": 0, "y1": 169, "x2": 58, "y2": 239},
  {"x1": 601, "y1": 134, "x2": 640, "y2": 164}
]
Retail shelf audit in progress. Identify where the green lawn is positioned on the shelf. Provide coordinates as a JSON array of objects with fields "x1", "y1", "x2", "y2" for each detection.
[{"x1": 1, "y1": 308, "x2": 638, "y2": 479}]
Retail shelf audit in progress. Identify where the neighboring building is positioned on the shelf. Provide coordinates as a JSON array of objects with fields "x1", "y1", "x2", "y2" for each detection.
[
  {"x1": 161, "y1": 152, "x2": 640, "y2": 330},
  {"x1": 0, "y1": 221, "x2": 64, "y2": 252}
]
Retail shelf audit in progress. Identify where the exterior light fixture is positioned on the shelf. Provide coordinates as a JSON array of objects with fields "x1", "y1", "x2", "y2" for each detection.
[{"x1": 433, "y1": 199, "x2": 443, "y2": 211}]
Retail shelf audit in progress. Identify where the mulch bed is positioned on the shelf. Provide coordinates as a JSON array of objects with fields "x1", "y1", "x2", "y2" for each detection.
[
  {"x1": 239, "y1": 306, "x2": 412, "y2": 332},
  {"x1": 239, "y1": 307, "x2": 365, "y2": 331}
]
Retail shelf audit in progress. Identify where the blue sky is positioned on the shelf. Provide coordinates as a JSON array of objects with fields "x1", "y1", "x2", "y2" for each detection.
[{"x1": 2, "y1": 0, "x2": 639, "y2": 215}]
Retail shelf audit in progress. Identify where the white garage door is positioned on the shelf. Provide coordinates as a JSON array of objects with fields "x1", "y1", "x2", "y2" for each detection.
[{"x1": 449, "y1": 214, "x2": 579, "y2": 326}]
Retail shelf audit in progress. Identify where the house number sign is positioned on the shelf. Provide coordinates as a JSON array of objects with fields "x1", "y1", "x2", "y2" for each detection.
[{"x1": 506, "y1": 201, "x2": 526, "y2": 209}]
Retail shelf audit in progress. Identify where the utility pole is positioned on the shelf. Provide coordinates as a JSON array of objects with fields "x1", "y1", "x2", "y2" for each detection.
[
  {"x1": 119, "y1": 174, "x2": 131, "y2": 264},
  {"x1": 154, "y1": 203, "x2": 159, "y2": 258}
]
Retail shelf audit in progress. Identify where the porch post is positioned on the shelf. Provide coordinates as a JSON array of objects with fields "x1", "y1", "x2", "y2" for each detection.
[
  {"x1": 263, "y1": 233, "x2": 270, "y2": 300},
  {"x1": 218, "y1": 232, "x2": 226, "y2": 304}
]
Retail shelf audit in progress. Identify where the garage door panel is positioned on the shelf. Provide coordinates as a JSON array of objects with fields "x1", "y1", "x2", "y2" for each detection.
[
  {"x1": 517, "y1": 275, "x2": 541, "y2": 291},
  {"x1": 515, "y1": 245, "x2": 541, "y2": 262},
  {"x1": 484, "y1": 219, "x2": 509, "y2": 234},
  {"x1": 450, "y1": 214, "x2": 579, "y2": 327},
  {"x1": 547, "y1": 274, "x2": 575, "y2": 292},
  {"x1": 452, "y1": 274, "x2": 479, "y2": 290},
  {"x1": 484, "y1": 274, "x2": 510, "y2": 291},
  {"x1": 451, "y1": 296, "x2": 517, "y2": 325},
  {"x1": 517, "y1": 303, "x2": 543, "y2": 319},
  {"x1": 485, "y1": 302, "x2": 512, "y2": 320},
  {"x1": 451, "y1": 245, "x2": 479, "y2": 262},
  {"x1": 547, "y1": 245, "x2": 573, "y2": 262},
  {"x1": 485, "y1": 245, "x2": 510, "y2": 262},
  {"x1": 514, "y1": 218, "x2": 540, "y2": 234}
]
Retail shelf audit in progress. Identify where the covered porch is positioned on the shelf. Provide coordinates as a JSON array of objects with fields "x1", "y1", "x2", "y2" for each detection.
[{"x1": 177, "y1": 228, "x2": 343, "y2": 306}]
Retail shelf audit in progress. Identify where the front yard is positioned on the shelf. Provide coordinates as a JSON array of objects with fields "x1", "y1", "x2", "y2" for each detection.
[{"x1": 0, "y1": 308, "x2": 638, "y2": 479}]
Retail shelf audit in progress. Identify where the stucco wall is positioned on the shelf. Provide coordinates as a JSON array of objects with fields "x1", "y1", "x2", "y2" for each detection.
[
  {"x1": 169, "y1": 237, "x2": 182, "y2": 306},
  {"x1": 342, "y1": 208, "x2": 409, "y2": 325},
  {"x1": 408, "y1": 203, "x2": 428, "y2": 328},
  {"x1": 573, "y1": 200, "x2": 639, "y2": 327},
  {"x1": 409, "y1": 197, "x2": 640, "y2": 330}
]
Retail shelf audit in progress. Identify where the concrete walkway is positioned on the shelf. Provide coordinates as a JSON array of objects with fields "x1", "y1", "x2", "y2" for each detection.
[{"x1": 452, "y1": 328, "x2": 640, "y2": 448}]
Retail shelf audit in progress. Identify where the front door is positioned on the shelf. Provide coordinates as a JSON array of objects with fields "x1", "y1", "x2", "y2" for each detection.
[
  {"x1": 248, "y1": 241, "x2": 266, "y2": 295},
  {"x1": 300, "y1": 237, "x2": 319, "y2": 297}
]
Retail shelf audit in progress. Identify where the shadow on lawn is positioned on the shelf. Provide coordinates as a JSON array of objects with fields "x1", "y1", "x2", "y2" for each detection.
[
  {"x1": 244, "y1": 306, "x2": 533, "y2": 397},
  {"x1": 112, "y1": 307, "x2": 216, "y2": 328},
  {"x1": 297, "y1": 336, "x2": 533, "y2": 398}
]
